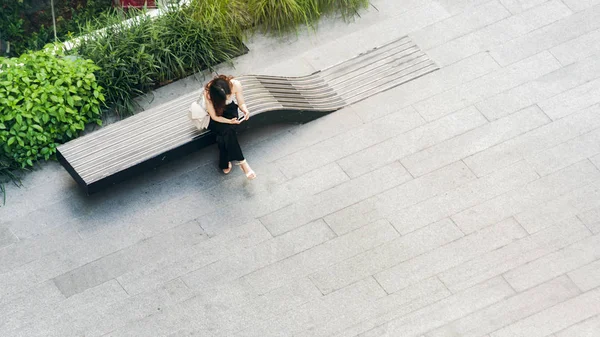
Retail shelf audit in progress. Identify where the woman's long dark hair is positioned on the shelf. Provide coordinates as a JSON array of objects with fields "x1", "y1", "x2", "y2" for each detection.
[{"x1": 206, "y1": 75, "x2": 233, "y2": 116}]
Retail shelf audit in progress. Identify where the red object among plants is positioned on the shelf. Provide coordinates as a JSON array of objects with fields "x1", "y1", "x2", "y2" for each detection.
[{"x1": 117, "y1": 0, "x2": 157, "y2": 8}]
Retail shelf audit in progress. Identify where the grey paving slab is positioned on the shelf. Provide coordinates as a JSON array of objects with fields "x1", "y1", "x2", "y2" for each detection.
[
  {"x1": 111, "y1": 276, "x2": 361, "y2": 337},
  {"x1": 52, "y1": 221, "x2": 206, "y2": 298},
  {"x1": 0, "y1": 226, "x2": 17, "y2": 249},
  {"x1": 438, "y1": 217, "x2": 591, "y2": 292},
  {"x1": 578, "y1": 205, "x2": 600, "y2": 234},
  {"x1": 0, "y1": 281, "x2": 64, "y2": 333},
  {"x1": 568, "y1": 259, "x2": 600, "y2": 291},
  {"x1": 410, "y1": 0, "x2": 510, "y2": 50},
  {"x1": 337, "y1": 106, "x2": 487, "y2": 179},
  {"x1": 592, "y1": 153, "x2": 600, "y2": 169},
  {"x1": 243, "y1": 106, "x2": 363, "y2": 164},
  {"x1": 116, "y1": 220, "x2": 272, "y2": 296},
  {"x1": 527, "y1": 128, "x2": 600, "y2": 176},
  {"x1": 427, "y1": 276, "x2": 581, "y2": 337},
  {"x1": 465, "y1": 103, "x2": 600, "y2": 176},
  {"x1": 198, "y1": 278, "x2": 323, "y2": 336},
  {"x1": 273, "y1": 106, "x2": 425, "y2": 178},
  {"x1": 351, "y1": 51, "x2": 500, "y2": 123},
  {"x1": 181, "y1": 220, "x2": 335, "y2": 290},
  {"x1": 359, "y1": 277, "x2": 515, "y2": 337},
  {"x1": 503, "y1": 234, "x2": 600, "y2": 292},
  {"x1": 330, "y1": 277, "x2": 451, "y2": 337},
  {"x1": 490, "y1": 287, "x2": 600, "y2": 337},
  {"x1": 555, "y1": 315, "x2": 600, "y2": 337},
  {"x1": 436, "y1": 0, "x2": 491, "y2": 14},
  {"x1": 260, "y1": 162, "x2": 411, "y2": 236},
  {"x1": 0, "y1": 221, "x2": 147, "y2": 301},
  {"x1": 0, "y1": 223, "x2": 80, "y2": 274},
  {"x1": 82, "y1": 279, "x2": 194, "y2": 337},
  {"x1": 3, "y1": 201, "x2": 83, "y2": 240},
  {"x1": 401, "y1": 105, "x2": 550, "y2": 177},
  {"x1": 551, "y1": 28, "x2": 600, "y2": 65},
  {"x1": 476, "y1": 53, "x2": 600, "y2": 121},
  {"x1": 115, "y1": 280, "x2": 250, "y2": 337},
  {"x1": 374, "y1": 218, "x2": 527, "y2": 294},
  {"x1": 427, "y1": 0, "x2": 572, "y2": 67},
  {"x1": 562, "y1": 0, "x2": 600, "y2": 11},
  {"x1": 490, "y1": 4, "x2": 600, "y2": 66},
  {"x1": 196, "y1": 162, "x2": 350, "y2": 237},
  {"x1": 8, "y1": 280, "x2": 128, "y2": 337},
  {"x1": 414, "y1": 51, "x2": 561, "y2": 121},
  {"x1": 309, "y1": 218, "x2": 463, "y2": 295},
  {"x1": 233, "y1": 277, "x2": 387, "y2": 337},
  {"x1": 242, "y1": 219, "x2": 399, "y2": 296},
  {"x1": 326, "y1": 161, "x2": 475, "y2": 235},
  {"x1": 389, "y1": 160, "x2": 539, "y2": 234},
  {"x1": 499, "y1": 0, "x2": 550, "y2": 13},
  {"x1": 452, "y1": 159, "x2": 600, "y2": 234},
  {"x1": 539, "y1": 77, "x2": 600, "y2": 121},
  {"x1": 515, "y1": 179, "x2": 600, "y2": 233}
]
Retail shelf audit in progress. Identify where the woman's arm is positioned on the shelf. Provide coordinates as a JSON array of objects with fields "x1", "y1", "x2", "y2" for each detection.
[
  {"x1": 233, "y1": 79, "x2": 250, "y2": 120},
  {"x1": 204, "y1": 90, "x2": 240, "y2": 124}
]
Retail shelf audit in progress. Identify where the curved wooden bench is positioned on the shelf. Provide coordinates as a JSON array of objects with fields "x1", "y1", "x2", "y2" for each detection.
[{"x1": 57, "y1": 36, "x2": 438, "y2": 194}]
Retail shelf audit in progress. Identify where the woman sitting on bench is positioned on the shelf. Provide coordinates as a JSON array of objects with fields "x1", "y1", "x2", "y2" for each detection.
[{"x1": 204, "y1": 75, "x2": 256, "y2": 180}]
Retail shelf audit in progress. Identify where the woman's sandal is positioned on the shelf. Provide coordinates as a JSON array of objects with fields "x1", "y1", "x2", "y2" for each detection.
[
  {"x1": 223, "y1": 162, "x2": 232, "y2": 174},
  {"x1": 237, "y1": 160, "x2": 256, "y2": 180}
]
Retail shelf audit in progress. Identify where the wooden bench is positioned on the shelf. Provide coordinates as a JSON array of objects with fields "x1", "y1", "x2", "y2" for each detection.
[{"x1": 57, "y1": 36, "x2": 438, "y2": 194}]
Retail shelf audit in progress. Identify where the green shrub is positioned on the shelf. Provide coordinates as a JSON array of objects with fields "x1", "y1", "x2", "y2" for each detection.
[
  {"x1": 0, "y1": 47, "x2": 105, "y2": 169},
  {"x1": 72, "y1": 5, "x2": 244, "y2": 115}
]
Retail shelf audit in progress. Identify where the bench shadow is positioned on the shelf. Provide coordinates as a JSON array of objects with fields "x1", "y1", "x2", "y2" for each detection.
[{"x1": 66, "y1": 123, "x2": 294, "y2": 235}]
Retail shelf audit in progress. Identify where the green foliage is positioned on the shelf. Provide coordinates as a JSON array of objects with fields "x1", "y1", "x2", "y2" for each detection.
[
  {"x1": 0, "y1": 47, "x2": 105, "y2": 170},
  {"x1": 189, "y1": 0, "x2": 252, "y2": 36},
  {"x1": 317, "y1": 0, "x2": 370, "y2": 20},
  {"x1": 0, "y1": 154, "x2": 21, "y2": 206},
  {"x1": 0, "y1": 0, "x2": 113, "y2": 57},
  {"x1": 72, "y1": 5, "x2": 243, "y2": 115},
  {"x1": 246, "y1": 0, "x2": 369, "y2": 34},
  {"x1": 246, "y1": 0, "x2": 317, "y2": 33},
  {"x1": 0, "y1": 0, "x2": 28, "y2": 56}
]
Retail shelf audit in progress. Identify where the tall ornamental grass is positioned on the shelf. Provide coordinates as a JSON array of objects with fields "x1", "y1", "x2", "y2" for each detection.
[
  {"x1": 247, "y1": 0, "x2": 320, "y2": 33},
  {"x1": 317, "y1": 0, "x2": 370, "y2": 19},
  {"x1": 189, "y1": 0, "x2": 252, "y2": 37},
  {"x1": 246, "y1": 0, "x2": 370, "y2": 34},
  {"x1": 72, "y1": 4, "x2": 244, "y2": 115}
]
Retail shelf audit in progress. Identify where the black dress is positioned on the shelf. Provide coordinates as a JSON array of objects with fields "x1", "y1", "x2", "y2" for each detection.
[{"x1": 208, "y1": 100, "x2": 245, "y2": 169}]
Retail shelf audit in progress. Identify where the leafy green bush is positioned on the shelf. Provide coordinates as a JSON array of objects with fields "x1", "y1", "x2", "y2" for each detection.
[
  {"x1": 72, "y1": 5, "x2": 244, "y2": 115},
  {"x1": 0, "y1": 47, "x2": 105, "y2": 169}
]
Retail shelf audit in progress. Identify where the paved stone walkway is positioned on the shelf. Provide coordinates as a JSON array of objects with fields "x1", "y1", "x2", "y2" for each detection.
[{"x1": 2, "y1": 0, "x2": 600, "y2": 336}]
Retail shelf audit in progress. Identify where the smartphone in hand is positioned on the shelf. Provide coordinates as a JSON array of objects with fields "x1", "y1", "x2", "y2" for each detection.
[{"x1": 237, "y1": 109, "x2": 246, "y2": 121}]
